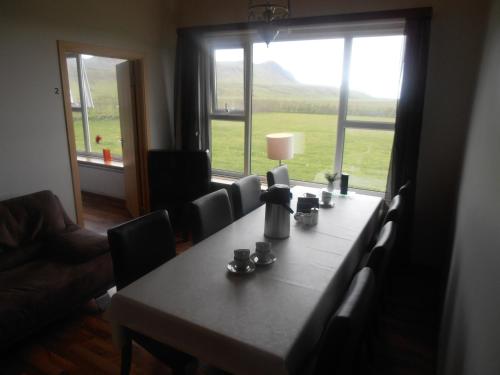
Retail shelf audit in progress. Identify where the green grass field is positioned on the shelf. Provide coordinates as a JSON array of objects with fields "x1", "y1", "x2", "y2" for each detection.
[
  {"x1": 73, "y1": 115, "x2": 123, "y2": 158},
  {"x1": 73, "y1": 112, "x2": 393, "y2": 192},
  {"x1": 212, "y1": 112, "x2": 394, "y2": 192}
]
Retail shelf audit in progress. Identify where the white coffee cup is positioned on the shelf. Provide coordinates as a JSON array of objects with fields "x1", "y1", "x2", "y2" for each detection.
[
  {"x1": 322, "y1": 190, "x2": 333, "y2": 204},
  {"x1": 234, "y1": 249, "x2": 251, "y2": 269}
]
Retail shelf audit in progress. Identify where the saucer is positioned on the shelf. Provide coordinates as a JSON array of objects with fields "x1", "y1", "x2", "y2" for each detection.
[
  {"x1": 227, "y1": 260, "x2": 256, "y2": 274},
  {"x1": 320, "y1": 201, "x2": 335, "y2": 208},
  {"x1": 250, "y1": 253, "x2": 277, "y2": 266}
]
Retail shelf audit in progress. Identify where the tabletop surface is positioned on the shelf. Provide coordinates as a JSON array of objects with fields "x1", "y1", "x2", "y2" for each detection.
[{"x1": 107, "y1": 187, "x2": 382, "y2": 375}]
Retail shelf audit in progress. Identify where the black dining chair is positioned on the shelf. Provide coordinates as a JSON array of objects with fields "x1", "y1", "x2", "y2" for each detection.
[
  {"x1": 266, "y1": 165, "x2": 290, "y2": 186},
  {"x1": 366, "y1": 221, "x2": 397, "y2": 290},
  {"x1": 311, "y1": 267, "x2": 376, "y2": 375},
  {"x1": 107, "y1": 210, "x2": 196, "y2": 375},
  {"x1": 383, "y1": 193, "x2": 404, "y2": 224},
  {"x1": 397, "y1": 180, "x2": 412, "y2": 198},
  {"x1": 190, "y1": 189, "x2": 234, "y2": 244},
  {"x1": 148, "y1": 150, "x2": 213, "y2": 236},
  {"x1": 384, "y1": 179, "x2": 412, "y2": 225},
  {"x1": 231, "y1": 175, "x2": 263, "y2": 220},
  {"x1": 365, "y1": 180, "x2": 410, "y2": 261}
]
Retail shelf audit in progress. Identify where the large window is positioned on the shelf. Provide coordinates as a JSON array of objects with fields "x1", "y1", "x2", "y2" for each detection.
[{"x1": 208, "y1": 23, "x2": 405, "y2": 192}]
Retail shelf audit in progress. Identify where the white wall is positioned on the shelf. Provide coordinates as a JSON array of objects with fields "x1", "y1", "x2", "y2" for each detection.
[
  {"x1": 439, "y1": 1, "x2": 500, "y2": 373},
  {"x1": 175, "y1": 0, "x2": 491, "y2": 267},
  {"x1": 0, "y1": 0, "x2": 177, "y2": 219},
  {"x1": 78, "y1": 164, "x2": 125, "y2": 199}
]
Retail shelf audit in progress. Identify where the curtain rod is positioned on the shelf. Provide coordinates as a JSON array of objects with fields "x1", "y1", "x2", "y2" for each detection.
[{"x1": 177, "y1": 7, "x2": 432, "y2": 36}]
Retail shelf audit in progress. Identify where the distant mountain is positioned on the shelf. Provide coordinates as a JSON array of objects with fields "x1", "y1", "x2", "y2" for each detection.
[
  {"x1": 216, "y1": 60, "x2": 373, "y2": 100},
  {"x1": 253, "y1": 61, "x2": 297, "y2": 86},
  {"x1": 67, "y1": 56, "x2": 396, "y2": 117}
]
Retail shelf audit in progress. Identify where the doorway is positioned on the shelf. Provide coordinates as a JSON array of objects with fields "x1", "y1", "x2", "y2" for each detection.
[{"x1": 58, "y1": 41, "x2": 149, "y2": 232}]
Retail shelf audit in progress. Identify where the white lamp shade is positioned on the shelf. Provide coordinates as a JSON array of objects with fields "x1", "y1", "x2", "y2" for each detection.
[{"x1": 266, "y1": 133, "x2": 294, "y2": 160}]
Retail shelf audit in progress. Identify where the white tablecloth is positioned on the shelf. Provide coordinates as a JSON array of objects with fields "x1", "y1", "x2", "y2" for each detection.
[{"x1": 107, "y1": 187, "x2": 383, "y2": 375}]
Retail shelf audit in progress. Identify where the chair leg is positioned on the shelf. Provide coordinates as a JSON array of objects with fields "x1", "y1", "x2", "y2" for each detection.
[
  {"x1": 182, "y1": 229, "x2": 189, "y2": 242},
  {"x1": 121, "y1": 339, "x2": 132, "y2": 375}
]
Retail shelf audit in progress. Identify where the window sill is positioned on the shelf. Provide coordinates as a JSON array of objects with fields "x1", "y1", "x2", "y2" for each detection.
[
  {"x1": 212, "y1": 175, "x2": 237, "y2": 186},
  {"x1": 212, "y1": 174, "x2": 269, "y2": 189},
  {"x1": 211, "y1": 173, "x2": 384, "y2": 197},
  {"x1": 77, "y1": 156, "x2": 123, "y2": 171}
]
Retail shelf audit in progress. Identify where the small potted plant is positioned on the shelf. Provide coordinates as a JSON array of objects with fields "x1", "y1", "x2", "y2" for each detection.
[{"x1": 324, "y1": 172, "x2": 338, "y2": 192}]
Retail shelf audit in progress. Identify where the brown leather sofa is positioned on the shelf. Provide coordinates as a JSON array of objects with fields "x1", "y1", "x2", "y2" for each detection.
[{"x1": 0, "y1": 190, "x2": 114, "y2": 350}]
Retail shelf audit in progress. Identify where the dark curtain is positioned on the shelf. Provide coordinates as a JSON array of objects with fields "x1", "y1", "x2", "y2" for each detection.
[
  {"x1": 174, "y1": 30, "x2": 210, "y2": 151},
  {"x1": 385, "y1": 15, "x2": 432, "y2": 201}
]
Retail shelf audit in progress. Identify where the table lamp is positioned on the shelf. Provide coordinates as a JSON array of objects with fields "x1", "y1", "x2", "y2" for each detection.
[{"x1": 266, "y1": 133, "x2": 294, "y2": 166}]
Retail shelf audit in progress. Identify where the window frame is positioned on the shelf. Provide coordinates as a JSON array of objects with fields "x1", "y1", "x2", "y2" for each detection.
[
  {"x1": 206, "y1": 21, "x2": 405, "y2": 193},
  {"x1": 67, "y1": 53, "x2": 123, "y2": 162},
  {"x1": 207, "y1": 38, "x2": 252, "y2": 176}
]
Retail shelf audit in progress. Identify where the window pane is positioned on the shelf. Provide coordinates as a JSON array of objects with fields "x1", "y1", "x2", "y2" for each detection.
[
  {"x1": 342, "y1": 128, "x2": 394, "y2": 192},
  {"x1": 72, "y1": 111, "x2": 85, "y2": 152},
  {"x1": 251, "y1": 39, "x2": 344, "y2": 183},
  {"x1": 83, "y1": 55, "x2": 125, "y2": 158},
  {"x1": 66, "y1": 56, "x2": 81, "y2": 108},
  {"x1": 214, "y1": 48, "x2": 244, "y2": 113},
  {"x1": 347, "y1": 35, "x2": 405, "y2": 123},
  {"x1": 211, "y1": 120, "x2": 244, "y2": 173}
]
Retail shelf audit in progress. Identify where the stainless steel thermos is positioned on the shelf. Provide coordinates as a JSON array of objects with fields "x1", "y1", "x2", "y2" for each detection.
[{"x1": 260, "y1": 184, "x2": 294, "y2": 239}]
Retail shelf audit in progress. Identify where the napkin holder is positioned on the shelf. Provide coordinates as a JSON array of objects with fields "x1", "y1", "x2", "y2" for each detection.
[{"x1": 297, "y1": 197, "x2": 320, "y2": 213}]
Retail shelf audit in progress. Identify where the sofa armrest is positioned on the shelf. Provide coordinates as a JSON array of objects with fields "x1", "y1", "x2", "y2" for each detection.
[{"x1": 46, "y1": 228, "x2": 109, "y2": 264}]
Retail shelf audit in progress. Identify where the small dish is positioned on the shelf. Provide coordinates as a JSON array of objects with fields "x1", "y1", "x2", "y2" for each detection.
[
  {"x1": 320, "y1": 201, "x2": 335, "y2": 208},
  {"x1": 250, "y1": 253, "x2": 277, "y2": 266},
  {"x1": 227, "y1": 260, "x2": 256, "y2": 274}
]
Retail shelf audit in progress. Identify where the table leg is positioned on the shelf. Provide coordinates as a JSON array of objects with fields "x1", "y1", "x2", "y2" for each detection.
[{"x1": 121, "y1": 336, "x2": 132, "y2": 375}]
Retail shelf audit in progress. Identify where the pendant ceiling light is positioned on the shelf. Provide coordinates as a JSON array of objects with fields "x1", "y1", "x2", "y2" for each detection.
[{"x1": 248, "y1": 0, "x2": 290, "y2": 46}]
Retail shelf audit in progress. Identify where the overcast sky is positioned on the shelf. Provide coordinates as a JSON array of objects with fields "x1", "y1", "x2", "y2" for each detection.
[{"x1": 215, "y1": 35, "x2": 405, "y2": 99}]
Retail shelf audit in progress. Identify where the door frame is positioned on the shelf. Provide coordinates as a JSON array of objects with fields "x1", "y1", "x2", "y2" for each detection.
[{"x1": 57, "y1": 41, "x2": 150, "y2": 225}]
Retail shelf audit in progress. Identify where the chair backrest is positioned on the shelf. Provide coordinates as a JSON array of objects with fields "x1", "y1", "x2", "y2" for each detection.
[
  {"x1": 107, "y1": 210, "x2": 176, "y2": 290},
  {"x1": 231, "y1": 175, "x2": 263, "y2": 220},
  {"x1": 313, "y1": 267, "x2": 376, "y2": 375},
  {"x1": 266, "y1": 165, "x2": 290, "y2": 186},
  {"x1": 398, "y1": 180, "x2": 412, "y2": 198},
  {"x1": 190, "y1": 189, "x2": 234, "y2": 244},
  {"x1": 148, "y1": 150, "x2": 212, "y2": 228},
  {"x1": 384, "y1": 193, "x2": 404, "y2": 223},
  {"x1": 366, "y1": 221, "x2": 397, "y2": 286}
]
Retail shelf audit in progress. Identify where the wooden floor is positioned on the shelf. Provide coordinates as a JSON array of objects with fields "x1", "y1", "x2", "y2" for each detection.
[
  {"x1": 0, "y1": 302, "x2": 176, "y2": 375},
  {"x1": 81, "y1": 192, "x2": 132, "y2": 235},
  {"x1": 0, "y1": 193, "x2": 439, "y2": 374}
]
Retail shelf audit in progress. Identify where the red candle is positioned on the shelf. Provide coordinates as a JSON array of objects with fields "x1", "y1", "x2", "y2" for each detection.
[{"x1": 103, "y1": 148, "x2": 112, "y2": 163}]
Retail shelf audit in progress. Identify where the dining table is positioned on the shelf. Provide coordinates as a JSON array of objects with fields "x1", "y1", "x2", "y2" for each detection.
[{"x1": 106, "y1": 186, "x2": 383, "y2": 375}]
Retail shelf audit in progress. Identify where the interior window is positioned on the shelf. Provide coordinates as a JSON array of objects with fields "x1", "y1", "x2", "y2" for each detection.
[{"x1": 65, "y1": 54, "x2": 126, "y2": 160}]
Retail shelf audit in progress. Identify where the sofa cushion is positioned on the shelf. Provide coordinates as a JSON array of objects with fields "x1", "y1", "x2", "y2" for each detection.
[
  {"x1": 0, "y1": 242, "x2": 44, "y2": 272},
  {"x1": 0, "y1": 190, "x2": 67, "y2": 248},
  {"x1": 47, "y1": 228, "x2": 109, "y2": 264},
  {"x1": 0, "y1": 254, "x2": 114, "y2": 350}
]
